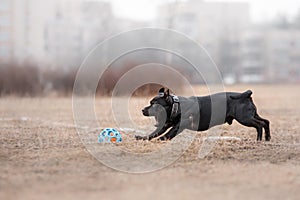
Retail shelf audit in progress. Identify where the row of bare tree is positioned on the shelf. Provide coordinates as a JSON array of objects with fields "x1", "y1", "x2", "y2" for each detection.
[
  {"x1": 0, "y1": 63, "x2": 183, "y2": 97},
  {"x1": 0, "y1": 63, "x2": 77, "y2": 96}
]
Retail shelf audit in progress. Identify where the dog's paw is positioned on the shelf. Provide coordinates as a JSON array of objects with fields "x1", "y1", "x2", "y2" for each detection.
[{"x1": 135, "y1": 135, "x2": 148, "y2": 140}]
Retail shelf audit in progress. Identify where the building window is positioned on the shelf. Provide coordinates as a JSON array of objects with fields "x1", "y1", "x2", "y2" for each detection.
[
  {"x1": 0, "y1": 45, "x2": 10, "y2": 57},
  {"x1": 0, "y1": 31, "x2": 9, "y2": 41},
  {"x1": 0, "y1": 16, "x2": 9, "y2": 26},
  {"x1": 0, "y1": 0, "x2": 9, "y2": 11}
]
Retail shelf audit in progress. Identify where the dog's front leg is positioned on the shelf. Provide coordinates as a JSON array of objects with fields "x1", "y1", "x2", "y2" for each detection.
[
  {"x1": 158, "y1": 119, "x2": 191, "y2": 140},
  {"x1": 135, "y1": 124, "x2": 171, "y2": 141},
  {"x1": 158, "y1": 124, "x2": 181, "y2": 141}
]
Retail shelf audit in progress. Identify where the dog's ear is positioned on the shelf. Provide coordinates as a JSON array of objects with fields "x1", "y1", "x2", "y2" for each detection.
[{"x1": 166, "y1": 89, "x2": 170, "y2": 96}]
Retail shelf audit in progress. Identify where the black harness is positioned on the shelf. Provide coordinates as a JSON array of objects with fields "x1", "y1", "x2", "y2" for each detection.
[{"x1": 158, "y1": 92, "x2": 180, "y2": 121}]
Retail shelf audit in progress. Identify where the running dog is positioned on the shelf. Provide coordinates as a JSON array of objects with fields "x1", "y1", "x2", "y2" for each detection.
[{"x1": 135, "y1": 88, "x2": 270, "y2": 141}]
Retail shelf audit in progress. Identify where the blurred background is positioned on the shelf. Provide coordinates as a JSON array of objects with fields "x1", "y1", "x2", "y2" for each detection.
[{"x1": 0, "y1": 0, "x2": 300, "y2": 96}]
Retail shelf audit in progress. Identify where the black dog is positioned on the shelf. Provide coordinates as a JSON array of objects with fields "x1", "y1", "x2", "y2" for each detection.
[{"x1": 135, "y1": 88, "x2": 270, "y2": 141}]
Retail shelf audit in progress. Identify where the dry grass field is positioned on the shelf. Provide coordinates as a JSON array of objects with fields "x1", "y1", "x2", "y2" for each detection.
[{"x1": 1, "y1": 84, "x2": 300, "y2": 200}]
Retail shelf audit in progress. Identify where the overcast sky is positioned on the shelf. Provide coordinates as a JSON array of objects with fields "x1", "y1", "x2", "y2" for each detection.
[{"x1": 109, "y1": 0, "x2": 300, "y2": 23}]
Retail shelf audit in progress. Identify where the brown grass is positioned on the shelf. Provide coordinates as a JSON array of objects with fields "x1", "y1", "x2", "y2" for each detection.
[{"x1": 0, "y1": 84, "x2": 300, "y2": 200}]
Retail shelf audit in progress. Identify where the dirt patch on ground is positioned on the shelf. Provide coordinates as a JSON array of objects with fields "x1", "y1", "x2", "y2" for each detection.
[{"x1": 0, "y1": 84, "x2": 300, "y2": 200}]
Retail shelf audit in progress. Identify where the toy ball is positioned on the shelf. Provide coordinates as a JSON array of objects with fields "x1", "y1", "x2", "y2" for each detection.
[{"x1": 98, "y1": 128, "x2": 122, "y2": 143}]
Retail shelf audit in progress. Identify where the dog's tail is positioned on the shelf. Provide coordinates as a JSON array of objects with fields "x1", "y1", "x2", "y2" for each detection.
[{"x1": 230, "y1": 90, "x2": 252, "y2": 100}]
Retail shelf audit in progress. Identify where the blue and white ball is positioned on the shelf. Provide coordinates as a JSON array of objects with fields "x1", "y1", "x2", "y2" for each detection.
[{"x1": 98, "y1": 128, "x2": 122, "y2": 143}]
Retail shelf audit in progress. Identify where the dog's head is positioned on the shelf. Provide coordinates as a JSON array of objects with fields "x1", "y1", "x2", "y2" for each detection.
[{"x1": 142, "y1": 88, "x2": 175, "y2": 127}]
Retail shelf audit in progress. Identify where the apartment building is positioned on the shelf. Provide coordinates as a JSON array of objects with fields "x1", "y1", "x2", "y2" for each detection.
[
  {"x1": 241, "y1": 29, "x2": 300, "y2": 82},
  {"x1": 0, "y1": 0, "x2": 13, "y2": 62},
  {"x1": 156, "y1": 0, "x2": 250, "y2": 78}
]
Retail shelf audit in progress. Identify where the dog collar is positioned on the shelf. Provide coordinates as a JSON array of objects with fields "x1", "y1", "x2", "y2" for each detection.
[{"x1": 170, "y1": 95, "x2": 179, "y2": 120}]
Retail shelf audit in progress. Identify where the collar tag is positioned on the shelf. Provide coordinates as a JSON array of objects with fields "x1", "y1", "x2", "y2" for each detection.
[
  {"x1": 172, "y1": 95, "x2": 179, "y2": 103},
  {"x1": 158, "y1": 92, "x2": 164, "y2": 97}
]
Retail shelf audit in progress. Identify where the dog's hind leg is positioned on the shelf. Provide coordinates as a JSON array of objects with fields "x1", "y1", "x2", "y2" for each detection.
[
  {"x1": 255, "y1": 114, "x2": 271, "y2": 141},
  {"x1": 237, "y1": 118, "x2": 265, "y2": 141},
  {"x1": 255, "y1": 121, "x2": 263, "y2": 141}
]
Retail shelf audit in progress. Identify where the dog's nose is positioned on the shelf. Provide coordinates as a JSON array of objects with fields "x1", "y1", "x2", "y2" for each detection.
[{"x1": 142, "y1": 108, "x2": 148, "y2": 116}]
